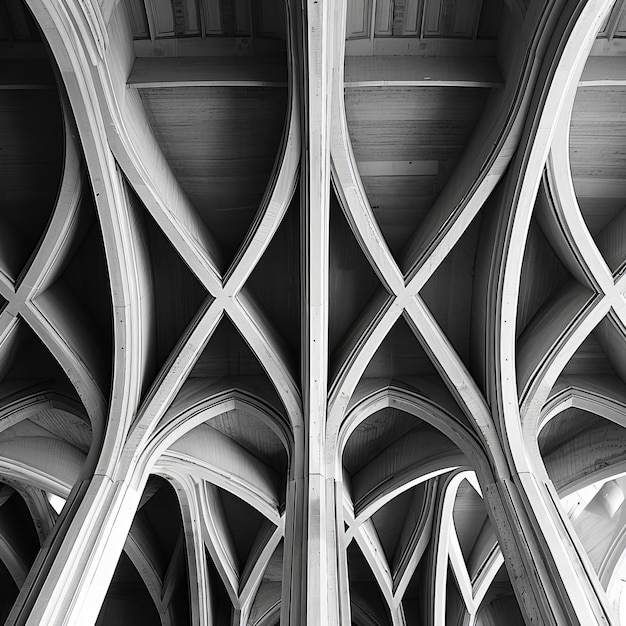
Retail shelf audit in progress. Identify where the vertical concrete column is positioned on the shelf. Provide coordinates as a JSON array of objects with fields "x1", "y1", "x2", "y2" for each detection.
[
  {"x1": 280, "y1": 1, "x2": 342, "y2": 624},
  {"x1": 8, "y1": 473, "x2": 143, "y2": 626}
]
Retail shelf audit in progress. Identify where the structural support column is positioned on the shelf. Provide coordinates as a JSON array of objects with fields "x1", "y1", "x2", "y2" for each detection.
[
  {"x1": 281, "y1": 1, "x2": 341, "y2": 623},
  {"x1": 7, "y1": 473, "x2": 143, "y2": 626}
]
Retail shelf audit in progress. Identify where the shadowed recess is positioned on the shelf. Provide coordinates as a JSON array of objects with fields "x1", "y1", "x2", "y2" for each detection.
[
  {"x1": 246, "y1": 193, "x2": 301, "y2": 372},
  {"x1": 452, "y1": 479, "x2": 487, "y2": 565},
  {"x1": 570, "y1": 86, "x2": 626, "y2": 241},
  {"x1": 559, "y1": 330, "x2": 619, "y2": 380},
  {"x1": 185, "y1": 314, "x2": 285, "y2": 413},
  {"x1": 96, "y1": 552, "x2": 162, "y2": 626},
  {"x1": 0, "y1": 321, "x2": 81, "y2": 403},
  {"x1": 347, "y1": 541, "x2": 392, "y2": 626},
  {"x1": 369, "y1": 483, "x2": 419, "y2": 567},
  {"x1": 189, "y1": 315, "x2": 267, "y2": 379},
  {"x1": 538, "y1": 407, "x2": 606, "y2": 459},
  {"x1": 216, "y1": 486, "x2": 266, "y2": 568},
  {"x1": 206, "y1": 545, "x2": 233, "y2": 624},
  {"x1": 420, "y1": 214, "x2": 482, "y2": 371},
  {"x1": 209, "y1": 410, "x2": 288, "y2": 477},
  {"x1": 125, "y1": 181, "x2": 209, "y2": 399},
  {"x1": 343, "y1": 407, "x2": 420, "y2": 476},
  {"x1": 516, "y1": 217, "x2": 570, "y2": 339},
  {"x1": 445, "y1": 562, "x2": 465, "y2": 623},
  {"x1": 344, "y1": 86, "x2": 490, "y2": 259},
  {"x1": 0, "y1": 487, "x2": 40, "y2": 566},
  {"x1": 329, "y1": 193, "x2": 382, "y2": 356},
  {"x1": 361, "y1": 315, "x2": 438, "y2": 380},
  {"x1": 126, "y1": 478, "x2": 191, "y2": 624},
  {"x1": 34, "y1": 190, "x2": 113, "y2": 397},
  {"x1": 475, "y1": 565, "x2": 525, "y2": 626},
  {"x1": 248, "y1": 540, "x2": 283, "y2": 626},
  {"x1": 0, "y1": 33, "x2": 63, "y2": 280},
  {"x1": 138, "y1": 85, "x2": 288, "y2": 272},
  {"x1": 0, "y1": 556, "x2": 18, "y2": 623}
]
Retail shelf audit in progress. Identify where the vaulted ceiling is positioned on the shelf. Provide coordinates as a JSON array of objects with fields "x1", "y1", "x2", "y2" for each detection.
[{"x1": 0, "y1": 0, "x2": 626, "y2": 624}]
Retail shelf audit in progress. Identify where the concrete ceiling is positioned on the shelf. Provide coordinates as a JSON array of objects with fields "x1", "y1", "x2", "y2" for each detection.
[{"x1": 0, "y1": 0, "x2": 626, "y2": 624}]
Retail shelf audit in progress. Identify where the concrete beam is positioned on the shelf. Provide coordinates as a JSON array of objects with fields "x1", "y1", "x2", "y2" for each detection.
[
  {"x1": 580, "y1": 56, "x2": 626, "y2": 86},
  {"x1": 345, "y1": 56, "x2": 503, "y2": 88},
  {"x1": 128, "y1": 56, "x2": 288, "y2": 88}
]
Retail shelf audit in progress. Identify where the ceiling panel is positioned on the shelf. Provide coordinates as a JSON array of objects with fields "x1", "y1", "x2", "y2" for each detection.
[
  {"x1": 127, "y1": 0, "x2": 150, "y2": 39},
  {"x1": 423, "y1": 0, "x2": 480, "y2": 39},
  {"x1": 570, "y1": 85, "x2": 626, "y2": 260},
  {"x1": 139, "y1": 85, "x2": 287, "y2": 266},
  {"x1": 345, "y1": 85, "x2": 490, "y2": 255}
]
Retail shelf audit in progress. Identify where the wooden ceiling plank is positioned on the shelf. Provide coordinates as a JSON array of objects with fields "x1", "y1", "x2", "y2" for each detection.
[
  {"x1": 545, "y1": 421, "x2": 626, "y2": 495},
  {"x1": 573, "y1": 178, "x2": 626, "y2": 199},
  {"x1": 351, "y1": 426, "x2": 463, "y2": 517},
  {"x1": 128, "y1": 56, "x2": 288, "y2": 88},
  {"x1": 581, "y1": 56, "x2": 626, "y2": 86},
  {"x1": 0, "y1": 436, "x2": 84, "y2": 495},
  {"x1": 167, "y1": 424, "x2": 283, "y2": 513},
  {"x1": 345, "y1": 37, "x2": 498, "y2": 57},
  {"x1": 345, "y1": 55, "x2": 502, "y2": 88},
  {"x1": 199, "y1": 481, "x2": 242, "y2": 608}
]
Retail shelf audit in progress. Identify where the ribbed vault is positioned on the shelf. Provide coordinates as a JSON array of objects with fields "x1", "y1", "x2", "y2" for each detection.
[{"x1": 0, "y1": 0, "x2": 626, "y2": 624}]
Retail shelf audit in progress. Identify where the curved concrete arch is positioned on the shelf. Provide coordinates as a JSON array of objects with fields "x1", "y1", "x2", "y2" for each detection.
[
  {"x1": 79, "y1": 0, "x2": 305, "y2": 447},
  {"x1": 351, "y1": 466, "x2": 456, "y2": 527},
  {"x1": 136, "y1": 384, "x2": 293, "y2": 488},
  {"x1": 251, "y1": 596, "x2": 281, "y2": 626},
  {"x1": 336, "y1": 386, "x2": 490, "y2": 482},
  {"x1": 158, "y1": 446, "x2": 283, "y2": 524},
  {"x1": 5, "y1": 0, "x2": 626, "y2": 624},
  {"x1": 543, "y1": 421, "x2": 626, "y2": 496},
  {"x1": 336, "y1": 387, "x2": 489, "y2": 624},
  {"x1": 0, "y1": 457, "x2": 175, "y2": 626},
  {"x1": 24, "y1": 0, "x2": 157, "y2": 483},
  {"x1": 0, "y1": 438, "x2": 85, "y2": 496},
  {"x1": 0, "y1": 103, "x2": 107, "y2": 466},
  {"x1": 326, "y1": 0, "x2": 600, "y2": 485},
  {"x1": 529, "y1": 384, "x2": 626, "y2": 478},
  {"x1": 541, "y1": 385, "x2": 626, "y2": 434},
  {"x1": 351, "y1": 442, "x2": 466, "y2": 520},
  {"x1": 493, "y1": 1, "x2": 618, "y2": 623},
  {"x1": 0, "y1": 390, "x2": 88, "y2": 438},
  {"x1": 603, "y1": 526, "x2": 626, "y2": 606},
  {"x1": 164, "y1": 471, "x2": 212, "y2": 626}
]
